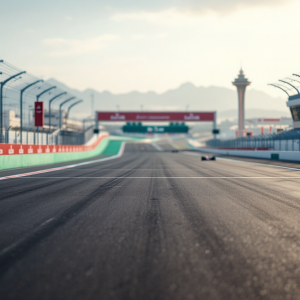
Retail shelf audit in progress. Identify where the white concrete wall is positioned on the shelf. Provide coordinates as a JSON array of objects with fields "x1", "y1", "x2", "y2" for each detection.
[{"x1": 188, "y1": 138, "x2": 300, "y2": 160}]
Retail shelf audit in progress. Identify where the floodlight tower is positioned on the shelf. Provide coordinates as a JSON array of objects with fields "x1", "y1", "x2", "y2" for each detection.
[{"x1": 232, "y1": 69, "x2": 251, "y2": 137}]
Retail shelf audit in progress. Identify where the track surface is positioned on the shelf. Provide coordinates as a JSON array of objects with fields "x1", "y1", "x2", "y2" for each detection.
[{"x1": 1, "y1": 143, "x2": 300, "y2": 300}]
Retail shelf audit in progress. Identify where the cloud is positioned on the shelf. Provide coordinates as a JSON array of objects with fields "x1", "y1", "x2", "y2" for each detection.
[
  {"x1": 110, "y1": 0, "x2": 291, "y2": 19},
  {"x1": 44, "y1": 35, "x2": 119, "y2": 56},
  {"x1": 112, "y1": 10, "x2": 180, "y2": 22},
  {"x1": 111, "y1": 0, "x2": 292, "y2": 23},
  {"x1": 175, "y1": 0, "x2": 290, "y2": 13},
  {"x1": 131, "y1": 33, "x2": 167, "y2": 40},
  {"x1": 5, "y1": 0, "x2": 291, "y2": 16},
  {"x1": 132, "y1": 34, "x2": 147, "y2": 40}
]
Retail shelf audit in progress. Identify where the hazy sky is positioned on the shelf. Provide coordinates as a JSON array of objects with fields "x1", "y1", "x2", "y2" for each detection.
[{"x1": 1, "y1": 0, "x2": 299, "y2": 98}]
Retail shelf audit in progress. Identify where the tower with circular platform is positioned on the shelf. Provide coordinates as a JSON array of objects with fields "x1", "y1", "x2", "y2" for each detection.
[{"x1": 232, "y1": 69, "x2": 251, "y2": 137}]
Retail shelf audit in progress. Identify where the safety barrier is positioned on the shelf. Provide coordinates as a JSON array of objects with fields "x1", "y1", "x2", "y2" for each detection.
[
  {"x1": 188, "y1": 141, "x2": 300, "y2": 162},
  {"x1": 0, "y1": 133, "x2": 108, "y2": 155},
  {"x1": 200, "y1": 147, "x2": 270, "y2": 151},
  {"x1": 0, "y1": 134, "x2": 138, "y2": 170},
  {"x1": 206, "y1": 129, "x2": 300, "y2": 152}
]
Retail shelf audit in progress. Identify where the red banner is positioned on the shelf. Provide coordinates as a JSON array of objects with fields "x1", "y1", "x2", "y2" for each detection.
[
  {"x1": 35, "y1": 102, "x2": 44, "y2": 127},
  {"x1": 257, "y1": 118, "x2": 281, "y2": 123},
  {"x1": 97, "y1": 112, "x2": 215, "y2": 122},
  {"x1": 263, "y1": 119, "x2": 280, "y2": 122}
]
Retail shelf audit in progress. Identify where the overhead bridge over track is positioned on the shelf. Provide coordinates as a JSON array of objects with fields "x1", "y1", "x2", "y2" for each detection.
[{"x1": 96, "y1": 111, "x2": 218, "y2": 136}]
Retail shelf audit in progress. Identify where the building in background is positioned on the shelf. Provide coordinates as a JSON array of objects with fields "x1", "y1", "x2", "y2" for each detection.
[
  {"x1": 215, "y1": 117, "x2": 292, "y2": 139},
  {"x1": 3, "y1": 110, "x2": 20, "y2": 128},
  {"x1": 245, "y1": 117, "x2": 292, "y2": 135},
  {"x1": 232, "y1": 69, "x2": 251, "y2": 137},
  {"x1": 43, "y1": 110, "x2": 83, "y2": 131},
  {"x1": 286, "y1": 94, "x2": 300, "y2": 129}
]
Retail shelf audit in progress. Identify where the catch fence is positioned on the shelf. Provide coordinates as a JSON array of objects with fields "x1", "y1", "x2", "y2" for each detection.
[
  {"x1": 206, "y1": 129, "x2": 300, "y2": 151},
  {"x1": 1, "y1": 126, "x2": 94, "y2": 146}
]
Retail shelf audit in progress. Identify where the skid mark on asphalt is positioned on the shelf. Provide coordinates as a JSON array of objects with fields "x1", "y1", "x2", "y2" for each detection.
[{"x1": 0, "y1": 173, "x2": 133, "y2": 277}]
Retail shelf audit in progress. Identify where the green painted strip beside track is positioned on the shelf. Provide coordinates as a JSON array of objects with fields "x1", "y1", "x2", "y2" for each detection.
[
  {"x1": 0, "y1": 136, "x2": 136, "y2": 171},
  {"x1": 101, "y1": 140, "x2": 124, "y2": 156}
]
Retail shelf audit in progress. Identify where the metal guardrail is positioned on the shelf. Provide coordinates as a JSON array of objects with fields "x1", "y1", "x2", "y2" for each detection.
[{"x1": 206, "y1": 129, "x2": 300, "y2": 151}]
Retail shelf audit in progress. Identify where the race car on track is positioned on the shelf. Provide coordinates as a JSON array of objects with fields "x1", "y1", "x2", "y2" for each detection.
[{"x1": 201, "y1": 155, "x2": 216, "y2": 161}]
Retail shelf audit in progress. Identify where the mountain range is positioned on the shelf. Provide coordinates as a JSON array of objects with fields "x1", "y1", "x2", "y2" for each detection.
[{"x1": 46, "y1": 79, "x2": 290, "y2": 121}]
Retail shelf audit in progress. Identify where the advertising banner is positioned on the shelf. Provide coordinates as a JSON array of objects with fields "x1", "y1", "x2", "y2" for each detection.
[
  {"x1": 35, "y1": 102, "x2": 44, "y2": 127},
  {"x1": 97, "y1": 112, "x2": 215, "y2": 122},
  {"x1": 0, "y1": 134, "x2": 108, "y2": 155}
]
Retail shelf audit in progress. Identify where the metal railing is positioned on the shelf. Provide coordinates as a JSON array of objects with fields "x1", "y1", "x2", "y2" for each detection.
[
  {"x1": 1, "y1": 126, "x2": 95, "y2": 146},
  {"x1": 206, "y1": 129, "x2": 300, "y2": 151},
  {"x1": 3, "y1": 128, "x2": 50, "y2": 145}
]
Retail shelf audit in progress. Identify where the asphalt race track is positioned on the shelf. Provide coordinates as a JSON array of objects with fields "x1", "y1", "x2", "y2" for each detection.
[{"x1": 2, "y1": 143, "x2": 300, "y2": 300}]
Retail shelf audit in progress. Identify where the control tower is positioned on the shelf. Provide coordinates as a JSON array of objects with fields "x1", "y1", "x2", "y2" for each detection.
[{"x1": 232, "y1": 69, "x2": 251, "y2": 137}]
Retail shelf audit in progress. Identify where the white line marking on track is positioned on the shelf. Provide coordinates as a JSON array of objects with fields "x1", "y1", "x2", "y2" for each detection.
[
  {"x1": 0, "y1": 143, "x2": 126, "y2": 181},
  {"x1": 151, "y1": 143, "x2": 164, "y2": 151},
  {"x1": 11, "y1": 176, "x2": 300, "y2": 179}
]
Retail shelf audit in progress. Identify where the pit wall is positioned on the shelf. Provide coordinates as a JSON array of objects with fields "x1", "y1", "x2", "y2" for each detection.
[
  {"x1": 0, "y1": 134, "x2": 138, "y2": 170},
  {"x1": 187, "y1": 140, "x2": 300, "y2": 162}
]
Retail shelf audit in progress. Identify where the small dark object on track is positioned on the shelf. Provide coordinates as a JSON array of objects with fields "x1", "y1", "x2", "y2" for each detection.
[
  {"x1": 172, "y1": 149, "x2": 179, "y2": 153},
  {"x1": 201, "y1": 156, "x2": 216, "y2": 161}
]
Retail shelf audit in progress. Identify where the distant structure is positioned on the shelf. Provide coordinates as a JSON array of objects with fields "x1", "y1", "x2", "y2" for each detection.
[
  {"x1": 268, "y1": 74, "x2": 300, "y2": 130},
  {"x1": 232, "y1": 69, "x2": 251, "y2": 137}
]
